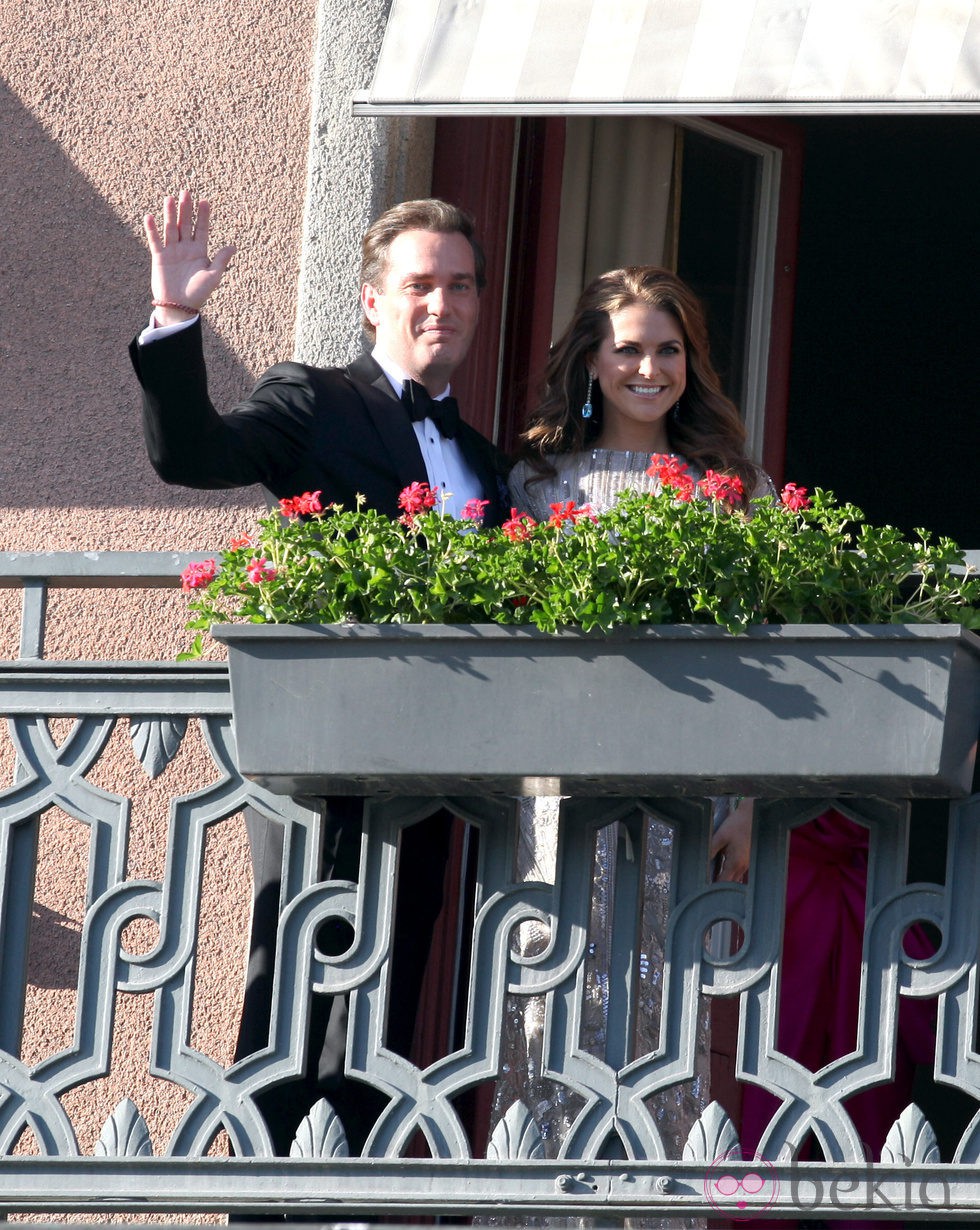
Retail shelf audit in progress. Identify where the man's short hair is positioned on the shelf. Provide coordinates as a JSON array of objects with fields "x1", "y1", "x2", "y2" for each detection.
[{"x1": 360, "y1": 199, "x2": 486, "y2": 338}]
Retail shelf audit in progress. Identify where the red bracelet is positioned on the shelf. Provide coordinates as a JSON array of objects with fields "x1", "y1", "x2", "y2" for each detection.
[{"x1": 151, "y1": 299, "x2": 199, "y2": 317}]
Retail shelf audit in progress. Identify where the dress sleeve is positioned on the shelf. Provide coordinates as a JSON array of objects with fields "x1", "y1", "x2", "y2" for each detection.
[
  {"x1": 506, "y1": 460, "x2": 532, "y2": 516},
  {"x1": 749, "y1": 470, "x2": 778, "y2": 510}
]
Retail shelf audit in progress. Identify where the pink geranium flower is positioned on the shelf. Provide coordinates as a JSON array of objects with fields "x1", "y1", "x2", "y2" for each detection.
[
  {"x1": 461, "y1": 497, "x2": 491, "y2": 524},
  {"x1": 246, "y1": 557, "x2": 277, "y2": 584},
  {"x1": 398, "y1": 481, "x2": 439, "y2": 516},
  {"x1": 180, "y1": 559, "x2": 217, "y2": 592}
]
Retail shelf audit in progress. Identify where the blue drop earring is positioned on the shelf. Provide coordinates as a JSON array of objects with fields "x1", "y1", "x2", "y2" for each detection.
[{"x1": 581, "y1": 373, "x2": 594, "y2": 420}]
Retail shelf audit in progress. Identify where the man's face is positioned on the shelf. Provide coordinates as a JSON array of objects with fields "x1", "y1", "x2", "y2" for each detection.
[{"x1": 361, "y1": 229, "x2": 480, "y2": 392}]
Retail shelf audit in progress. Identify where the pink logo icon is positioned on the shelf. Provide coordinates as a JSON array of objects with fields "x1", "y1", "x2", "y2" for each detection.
[{"x1": 704, "y1": 1149, "x2": 779, "y2": 1220}]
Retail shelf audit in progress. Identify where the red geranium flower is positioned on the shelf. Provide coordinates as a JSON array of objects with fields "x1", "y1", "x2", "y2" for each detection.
[
  {"x1": 548, "y1": 500, "x2": 595, "y2": 527},
  {"x1": 294, "y1": 490, "x2": 323, "y2": 515},
  {"x1": 502, "y1": 508, "x2": 536, "y2": 542},
  {"x1": 780, "y1": 483, "x2": 811, "y2": 511},
  {"x1": 647, "y1": 453, "x2": 688, "y2": 483},
  {"x1": 647, "y1": 453, "x2": 695, "y2": 501},
  {"x1": 279, "y1": 490, "x2": 324, "y2": 518},
  {"x1": 699, "y1": 469, "x2": 745, "y2": 504}
]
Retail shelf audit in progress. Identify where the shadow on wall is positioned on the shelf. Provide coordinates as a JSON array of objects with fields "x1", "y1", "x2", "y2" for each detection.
[
  {"x1": 28, "y1": 902, "x2": 81, "y2": 990},
  {"x1": 0, "y1": 78, "x2": 257, "y2": 513}
]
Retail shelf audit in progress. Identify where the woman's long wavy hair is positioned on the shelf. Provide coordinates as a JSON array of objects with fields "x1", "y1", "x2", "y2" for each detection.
[{"x1": 515, "y1": 266, "x2": 765, "y2": 497}]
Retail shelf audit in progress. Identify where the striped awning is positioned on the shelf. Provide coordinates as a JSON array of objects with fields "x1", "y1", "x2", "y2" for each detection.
[{"x1": 354, "y1": 0, "x2": 980, "y2": 114}]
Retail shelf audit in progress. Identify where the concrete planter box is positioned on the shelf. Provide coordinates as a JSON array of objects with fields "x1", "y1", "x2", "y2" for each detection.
[{"x1": 212, "y1": 622, "x2": 980, "y2": 799}]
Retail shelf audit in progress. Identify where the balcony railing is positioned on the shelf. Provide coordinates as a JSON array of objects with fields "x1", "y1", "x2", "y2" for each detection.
[{"x1": 0, "y1": 551, "x2": 979, "y2": 1222}]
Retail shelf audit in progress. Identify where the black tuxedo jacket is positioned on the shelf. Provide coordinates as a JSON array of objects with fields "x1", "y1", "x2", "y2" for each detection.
[
  {"x1": 130, "y1": 319, "x2": 513, "y2": 1152},
  {"x1": 129, "y1": 319, "x2": 510, "y2": 523}
]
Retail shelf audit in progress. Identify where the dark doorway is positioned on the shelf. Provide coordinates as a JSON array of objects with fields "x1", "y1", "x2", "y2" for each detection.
[
  {"x1": 783, "y1": 116, "x2": 980, "y2": 1167},
  {"x1": 783, "y1": 115, "x2": 980, "y2": 548}
]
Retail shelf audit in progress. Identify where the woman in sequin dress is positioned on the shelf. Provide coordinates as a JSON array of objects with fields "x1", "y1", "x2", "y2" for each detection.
[
  {"x1": 509, "y1": 265, "x2": 769, "y2": 523},
  {"x1": 501, "y1": 269, "x2": 934, "y2": 1230},
  {"x1": 510, "y1": 263, "x2": 765, "y2": 885},
  {"x1": 496, "y1": 269, "x2": 761, "y2": 1193}
]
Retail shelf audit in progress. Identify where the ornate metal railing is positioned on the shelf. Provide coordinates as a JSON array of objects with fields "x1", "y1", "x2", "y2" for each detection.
[{"x1": 0, "y1": 551, "x2": 978, "y2": 1221}]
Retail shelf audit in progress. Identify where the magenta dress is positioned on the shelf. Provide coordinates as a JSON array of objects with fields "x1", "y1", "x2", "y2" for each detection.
[{"x1": 739, "y1": 809, "x2": 937, "y2": 1229}]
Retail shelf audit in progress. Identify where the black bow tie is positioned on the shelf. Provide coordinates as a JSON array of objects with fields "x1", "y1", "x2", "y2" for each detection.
[{"x1": 401, "y1": 379, "x2": 460, "y2": 439}]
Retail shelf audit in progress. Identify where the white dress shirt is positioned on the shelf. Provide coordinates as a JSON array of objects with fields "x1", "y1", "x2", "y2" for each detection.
[{"x1": 371, "y1": 347, "x2": 482, "y2": 519}]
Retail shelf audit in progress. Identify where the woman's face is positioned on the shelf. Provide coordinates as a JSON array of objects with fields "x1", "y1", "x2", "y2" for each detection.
[{"x1": 588, "y1": 304, "x2": 687, "y2": 451}]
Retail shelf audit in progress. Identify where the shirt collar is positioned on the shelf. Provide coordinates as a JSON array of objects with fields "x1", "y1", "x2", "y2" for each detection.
[{"x1": 372, "y1": 346, "x2": 452, "y2": 402}]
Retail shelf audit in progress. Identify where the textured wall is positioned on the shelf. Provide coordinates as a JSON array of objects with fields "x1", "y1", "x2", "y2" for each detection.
[
  {"x1": 0, "y1": 0, "x2": 429, "y2": 1188},
  {"x1": 295, "y1": 0, "x2": 435, "y2": 367},
  {"x1": 0, "y1": 0, "x2": 320, "y2": 557}
]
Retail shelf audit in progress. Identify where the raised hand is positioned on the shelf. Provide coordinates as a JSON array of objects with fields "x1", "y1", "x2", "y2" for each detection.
[{"x1": 144, "y1": 190, "x2": 237, "y2": 326}]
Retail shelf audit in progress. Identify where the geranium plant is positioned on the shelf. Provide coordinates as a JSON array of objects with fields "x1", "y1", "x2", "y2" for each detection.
[{"x1": 178, "y1": 456, "x2": 979, "y2": 658}]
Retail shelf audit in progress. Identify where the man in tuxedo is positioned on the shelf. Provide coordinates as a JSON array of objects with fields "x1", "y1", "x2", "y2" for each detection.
[
  {"x1": 131, "y1": 191, "x2": 510, "y2": 1154},
  {"x1": 132, "y1": 190, "x2": 509, "y2": 520}
]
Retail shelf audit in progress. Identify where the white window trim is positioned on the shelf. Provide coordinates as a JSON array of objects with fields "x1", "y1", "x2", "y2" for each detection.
[{"x1": 677, "y1": 118, "x2": 782, "y2": 463}]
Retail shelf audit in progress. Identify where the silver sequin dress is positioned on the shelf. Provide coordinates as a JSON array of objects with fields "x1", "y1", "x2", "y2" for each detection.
[
  {"x1": 508, "y1": 449, "x2": 698, "y2": 521},
  {"x1": 488, "y1": 450, "x2": 712, "y2": 1229}
]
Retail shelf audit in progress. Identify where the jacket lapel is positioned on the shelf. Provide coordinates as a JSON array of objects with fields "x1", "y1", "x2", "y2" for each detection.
[
  {"x1": 345, "y1": 354, "x2": 427, "y2": 494},
  {"x1": 345, "y1": 353, "x2": 508, "y2": 523}
]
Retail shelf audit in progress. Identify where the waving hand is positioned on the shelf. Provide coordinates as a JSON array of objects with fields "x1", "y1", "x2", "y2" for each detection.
[{"x1": 144, "y1": 190, "x2": 236, "y2": 326}]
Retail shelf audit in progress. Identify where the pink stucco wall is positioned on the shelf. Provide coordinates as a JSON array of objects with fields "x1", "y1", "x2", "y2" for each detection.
[{"x1": 0, "y1": 0, "x2": 319, "y2": 1173}]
